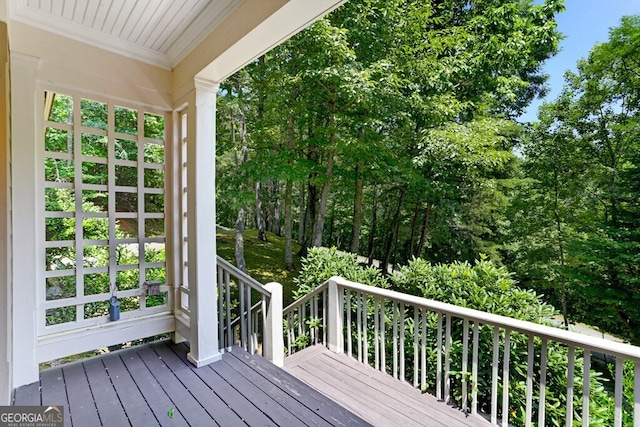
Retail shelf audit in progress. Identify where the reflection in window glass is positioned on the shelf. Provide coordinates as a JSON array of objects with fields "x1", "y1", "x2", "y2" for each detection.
[
  {"x1": 144, "y1": 142, "x2": 164, "y2": 164},
  {"x1": 144, "y1": 113, "x2": 165, "y2": 139},
  {"x1": 82, "y1": 190, "x2": 108, "y2": 212},
  {"x1": 115, "y1": 139, "x2": 137, "y2": 161},
  {"x1": 81, "y1": 133, "x2": 108, "y2": 157},
  {"x1": 115, "y1": 165, "x2": 137, "y2": 187},
  {"x1": 46, "y1": 92, "x2": 73, "y2": 124},
  {"x1": 46, "y1": 305, "x2": 76, "y2": 326},
  {"x1": 45, "y1": 158, "x2": 74, "y2": 183},
  {"x1": 46, "y1": 218, "x2": 75, "y2": 241},
  {"x1": 115, "y1": 105, "x2": 137, "y2": 135},
  {"x1": 84, "y1": 272, "x2": 110, "y2": 295},
  {"x1": 46, "y1": 247, "x2": 76, "y2": 271},
  {"x1": 45, "y1": 276, "x2": 76, "y2": 300},
  {"x1": 117, "y1": 269, "x2": 140, "y2": 291},
  {"x1": 45, "y1": 127, "x2": 73, "y2": 153},
  {"x1": 82, "y1": 161, "x2": 108, "y2": 185},
  {"x1": 45, "y1": 188, "x2": 75, "y2": 212},
  {"x1": 83, "y1": 245, "x2": 109, "y2": 268},
  {"x1": 81, "y1": 99, "x2": 107, "y2": 130}
]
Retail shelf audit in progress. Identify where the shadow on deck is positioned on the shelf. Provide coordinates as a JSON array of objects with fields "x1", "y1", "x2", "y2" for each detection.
[
  {"x1": 12, "y1": 340, "x2": 369, "y2": 427},
  {"x1": 284, "y1": 345, "x2": 493, "y2": 427}
]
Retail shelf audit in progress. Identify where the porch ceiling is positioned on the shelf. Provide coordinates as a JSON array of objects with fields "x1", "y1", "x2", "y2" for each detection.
[{"x1": 7, "y1": 0, "x2": 242, "y2": 69}]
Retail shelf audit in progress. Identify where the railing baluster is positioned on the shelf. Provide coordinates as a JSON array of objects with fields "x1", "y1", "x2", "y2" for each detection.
[
  {"x1": 374, "y1": 296, "x2": 379, "y2": 371},
  {"x1": 218, "y1": 266, "x2": 224, "y2": 349},
  {"x1": 614, "y1": 356, "x2": 623, "y2": 427},
  {"x1": 526, "y1": 335, "x2": 534, "y2": 427},
  {"x1": 462, "y1": 319, "x2": 469, "y2": 412},
  {"x1": 400, "y1": 302, "x2": 405, "y2": 382},
  {"x1": 322, "y1": 289, "x2": 327, "y2": 346},
  {"x1": 393, "y1": 301, "x2": 398, "y2": 379},
  {"x1": 566, "y1": 345, "x2": 575, "y2": 427},
  {"x1": 421, "y1": 308, "x2": 427, "y2": 392},
  {"x1": 287, "y1": 312, "x2": 292, "y2": 355},
  {"x1": 225, "y1": 271, "x2": 231, "y2": 347},
  {"x1": 357, "y1": 292, "x2": 362, "y2": 363},
  {"x1": 539, "y1": 339, "x2": 548, "y2": 427},
  {"x1": 502, "y1": 329, "x2": 510, "y2": 427},
  {"x1": 413, "y1": 307, "x2": 419, "y2": 388},
  {"x1": 347, "y1": 290, "x2": 352, "y2": 357},
  {"x1": 491, "y1": 326, "x2": 499, "y2": 424},
  {"x1": 634, "y1": 361, "x2": 640, "y2": 427},
  {"x1": 436, "y1": 312, "x2": 443, "y2": 400},
  {"x1": 583, "y1": 348, "x2": 590, "y2": 427},
  {"x1": 314, "y1": 294, "x2": 319, "y2": 344},
  {"x1": 472, "y1": 321, "x2": 479, "y2": 416},
  {"x1": 363, "y1": 293, "x2": 368, "y2": 366},
  {"x1": 381, "y1": 298, "x2": 386, "y2": 373},
  {"x1": 246, "y1": 283, "x2": 252, "y2": 353},
  {"x1": 240, "y1": 281, "x2": 246, "y2": 350},
  {"x1": 444, "y1": 314, "x2": 451, "y2": 404}
]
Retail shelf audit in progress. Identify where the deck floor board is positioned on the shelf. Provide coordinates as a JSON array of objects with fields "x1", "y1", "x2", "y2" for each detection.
[
  {"x1": 12, "y1": 340, "x2": 370, "y2": 427},
  {"x1": 284, "y1": 345, "x2": 492, "y2": 427}
]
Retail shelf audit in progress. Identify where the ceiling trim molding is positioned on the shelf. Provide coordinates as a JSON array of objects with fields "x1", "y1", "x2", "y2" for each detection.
[
  {"x1": 7, "y1": 0, "x2": 245, "y2": 70},
  {"x1": 166, "y1": 0, "x2": 243, "y2": 67},
  {"x1": 9, "y1": 1, "x2": 172, "y2": 69}
]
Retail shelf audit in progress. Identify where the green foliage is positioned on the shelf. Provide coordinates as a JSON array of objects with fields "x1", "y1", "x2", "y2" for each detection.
[{"x1": 293, "y1": 247, "x2": 389, "y2": 299}]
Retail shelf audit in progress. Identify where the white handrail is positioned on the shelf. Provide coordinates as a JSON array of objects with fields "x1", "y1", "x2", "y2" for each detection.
[
  {"x1": 284, "y1": 275, "x2": 640, "y2": 426},
  {"x1": 216, "y1": 256, "x2": 283, "y2": 366}
]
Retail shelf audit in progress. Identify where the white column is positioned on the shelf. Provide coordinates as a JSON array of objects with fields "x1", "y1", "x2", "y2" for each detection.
[
  {"x1": 327, "y1": 277, "x2": 344, "y2": 354},
  {"x1": 263, "y1": 282, "x2": 284, "y2": 367},
  {"x1": 10, "y1": 53, "x2": 40, "y2": 387},
  {"x1": 186, "y1": 77, "x2": 221, "y2": 367},
  {"x1": 0, "y1": 21, "x2": 11, "y2": 405},
  {"x1": 166, "y1": 109, "x2": 186, "y2": 343}
]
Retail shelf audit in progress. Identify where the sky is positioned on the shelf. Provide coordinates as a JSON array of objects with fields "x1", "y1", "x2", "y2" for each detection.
[{"x1": 520, "y1": 0, "x2": 640, "y2": 123}]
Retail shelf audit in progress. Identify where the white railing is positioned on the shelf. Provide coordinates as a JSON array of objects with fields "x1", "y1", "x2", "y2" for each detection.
[
  {"x1": 216, "y1": 256, "x2": 283, "y2": 366},
  {"x1": 283, "y1": 276, "x2": 640, "y2": 427}
]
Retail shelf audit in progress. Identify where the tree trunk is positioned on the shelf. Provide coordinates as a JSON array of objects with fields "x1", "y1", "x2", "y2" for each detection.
[
  {"x1": 232, "y1": 74, "x2": 248, "y2": 270},
  {"x1": 416, "y1": 202, "x2": 432, "y2": 258},
  {"x1": 297, "y1": 180, "x2": 306, "y2": 246},
  {"x1": 350, "y1": 162, "x2": 364, "y2": 254},
  {"x1": 313, "y1": 147, "x2": 335, "y2": 247},
  {"x1": 284, "y1": 180, "x2": 294, "y2": 271},
  {"x1": 380, "y1": 189, "x2": 406, "y2": 274},
  {"x1": 553, "y1": 172, "x2": 569, "y2": 328},
  {"x1": 272, "y1": 180, "x2": 282, "y2": 236},
  {"x1": 408, "y1": 202, "x2": 421, "y2": 258},
  {"x1": 255, "y1": 181, "x2": 267, "y2": 241},
  {"x1": 235, "y1": 207, "x2": 247, "y2": 272},
  {"x1": 367, "y1": 186, "x2": 379, "y2": 266}
]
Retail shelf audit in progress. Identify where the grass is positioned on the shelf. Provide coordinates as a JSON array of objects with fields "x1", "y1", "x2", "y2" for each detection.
[{"x1": 216, "y1": 227, "x2": 302, "y2": 306}]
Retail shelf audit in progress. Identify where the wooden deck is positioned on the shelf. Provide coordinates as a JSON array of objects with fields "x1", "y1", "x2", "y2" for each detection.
[
  {"x1": 12, "y1": 340, "x2": 370, "y2": 427},
  {"x1": 284, "y1": 345, "x2": 493, "y2": 427}
]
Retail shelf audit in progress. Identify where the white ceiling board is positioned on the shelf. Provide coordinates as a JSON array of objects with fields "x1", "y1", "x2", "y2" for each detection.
[{"x1": 8, "y1": 0, "x2": 243, "y2": 69}]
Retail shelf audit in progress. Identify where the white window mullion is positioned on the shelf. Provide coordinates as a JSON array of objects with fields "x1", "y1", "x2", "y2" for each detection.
[
  {"x1": 73, "y1": 94, "x2": 84, "y2": 323},
  {"x1": 138, "y1": 109, "x2": 147, "y2": 310},
  {"x1": 107, "y1": 102, "x2": 117, "y2": 297}
]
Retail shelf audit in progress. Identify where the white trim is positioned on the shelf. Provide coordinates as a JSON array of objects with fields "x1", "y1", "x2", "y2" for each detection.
[
  {"x1": 10, "y1": 52, "x2": 40, "y2": 388},
  {"x1": 185, "y1": 83, "x2": 220, "y2": 366},
  {"x1": 36, "y1": 312, "x2": 174, "y2": 363},
  {"x1": 0, "y1": 20, "x2": 12, "y2": 405}
]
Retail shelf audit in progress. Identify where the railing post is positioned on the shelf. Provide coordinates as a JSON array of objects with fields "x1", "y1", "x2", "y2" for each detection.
[
  {"x1": 327, "y1": 277, "x2": 344, "y2": 354},
  {"x1": 263, "y1": 282, "x2": 284, "y2": 367}
]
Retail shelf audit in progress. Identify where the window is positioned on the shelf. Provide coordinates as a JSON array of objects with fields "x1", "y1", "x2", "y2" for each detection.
[{"x1": 43, "y1": 91, "x2": 168, "y2": 331}]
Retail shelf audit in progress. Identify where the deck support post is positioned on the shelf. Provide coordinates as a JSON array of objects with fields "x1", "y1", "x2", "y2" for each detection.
[
  {"x1": 186, "y1": 77, "x2": 221, "y2": 367},
  {"x1": 263, "y1": 282, "x2": 284, "y2": 367},
  {"x1": 327, "y1": 277, "x2": 344, "y2": 354}
]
